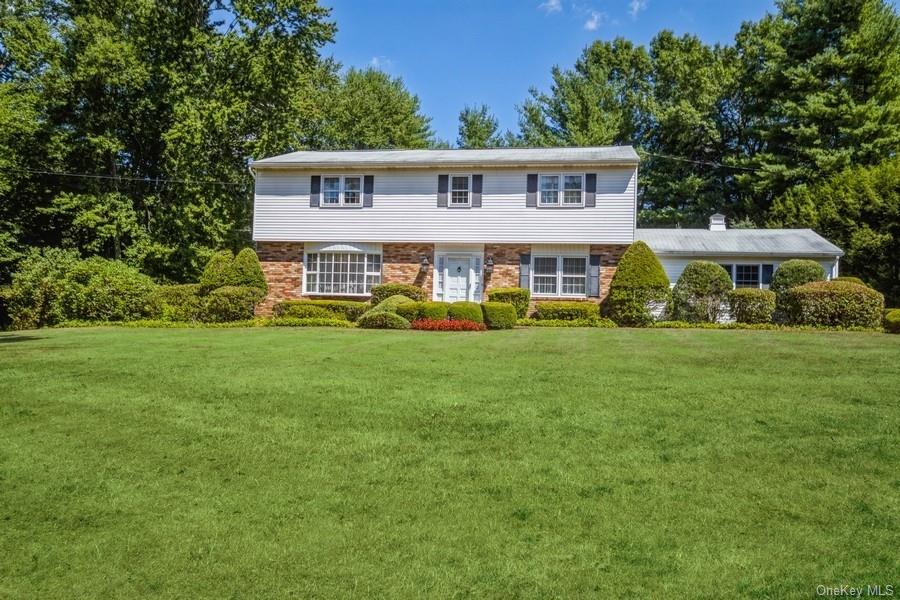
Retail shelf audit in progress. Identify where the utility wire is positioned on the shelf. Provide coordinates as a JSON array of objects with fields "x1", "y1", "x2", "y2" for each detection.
[
  {"x1": 8, "y1": 167, "x2": 247, "y2": 187},
  {"x1": 636, "y1": 149, "x2": 764, "y2": 172}
]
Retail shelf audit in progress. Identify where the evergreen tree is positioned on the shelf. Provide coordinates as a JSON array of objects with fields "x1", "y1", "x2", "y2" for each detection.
[{"x1": 457, "y1": 104, "x2": 501, "y2": 148}]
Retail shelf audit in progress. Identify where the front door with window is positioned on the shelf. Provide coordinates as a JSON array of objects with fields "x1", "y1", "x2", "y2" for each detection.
[{"x1": 445, "y1": 257, "x2": 470, "y2": 302}]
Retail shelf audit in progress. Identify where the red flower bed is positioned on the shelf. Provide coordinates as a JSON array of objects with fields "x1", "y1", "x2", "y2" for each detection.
[{"x1": 411, "y1": 318, "x2": 486, "y2": 331}]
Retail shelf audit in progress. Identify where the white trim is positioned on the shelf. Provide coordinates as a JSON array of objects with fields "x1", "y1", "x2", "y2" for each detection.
[
  {"x1": 530, "y1": 254, "x2": 589, "y2": 298},
  {"x1": 538, "y1": 172, "x2": 585, "y2": 208},
  {"x1": 716, "y1": 261, "x2": 775, "y2": 289},
  {"x1": 448, "y1": 173, "x2": 471, "y2": 207},
  {"x1": 320, "y1": 174, "x2": 364, "y2": 208},
  {"x1": 303, "y1": 249, "x2": 382, "y2": 296},
  {"x1": 432, "y1": 249, "x2": 484, "y2": 301},
  {"x1": 305, "y1": 241, "x2": 383, "y2": 254}
]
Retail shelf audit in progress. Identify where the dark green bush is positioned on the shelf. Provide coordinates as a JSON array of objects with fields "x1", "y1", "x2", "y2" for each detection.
[
  {"x1": 7, "y1": 247, "x2": 80, "y2": 329},
  {"x1": 155, "y1": 283, "x2": 203, "y2": 322},
  {"x1": 885, "y1": 309, "x2": 900, "y2": 333},
  {"x1": 448, "y1": 301, "x2": 484, "y2": 323},
  {"x1": 481, "y1": 302, "x2": 517, "y2": 329},
  {"x1": 671, "y1": 261, "x2": 733, "y2": 323},
  {"x1": 395, "y1": 302, "x2": 423, "y2": 321},
  {"x1": 486, "y1": 287, "x2": 530, "y2": 318},
  {"x1": 370, "y1": 283, "x2": 425, "y2": 304},
  {"x1": 57, "y1": 257, "x2": 160, "y2": 323},
  {"x1": 533, "y1": 301, "x2": 599, "y2": 320},
  {"x1": 770, "y1": 259, "x2": 826, "y2": 297},
  {"x1": 727, "y1": 288, "x2": 776, "y2": 324},
  {"x1": 517, "y1": 317, "x2": 616, "y2": 328},
  {"x1": 605, "y1": 241, "x2": 671, "y2": 326},
  {"x1": 200, "y1": 286, "x2": 265, "y2": 322},
  {"x1": 273, "y1": 299, "x2": 367, "y2": 322},
  {"x1": 232, "y1": 248, "x2": 267, "y2": 291},
  {"x1": 782, "y1": 281, "x2": 884, "y2": 328},
  {"x1": 275, "y1": 303, "x2": 338, "y2": 320},
  {"x1": 0, "y1": 285, "x2": 10, "y2": 330},
  {"x1": 369, "y1": 294, "x2": 415, "y2": 314},
  {"x1": 357, "y1": 311, "x2": 410, "y2": 329},
  {"x1": 270, "y1": 317, "x2": 354, "y2": 328},
  {"x1": 198, "y1": 250, "x2": 235, "y2": 293}
]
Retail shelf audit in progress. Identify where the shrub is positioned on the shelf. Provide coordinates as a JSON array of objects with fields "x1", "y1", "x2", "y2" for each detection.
[
  {"x1": 770, "y1": 259, "x2": 826, "y2": 297},
  {"x1": 517, "y1": 317, "x2": 616, "y2": 328},
  {"x1": 421, "y1": 301, "x2": 450, "y2": 320},
  {"x1": 57, "y1": 257, "x2": 160, "y2": 323},
  {"x1": 270, "y1": 317, "x2": 354, "y2": 328},
  {"x1": 671, "y1": 261, "x2": 733, "y2": 323},
  {"x1": 200, "y1": 286, "x2": 265, "y2": 322},
  {"x1": 486, "y1": 287, "x2": 530, "y2": 318},
  {"x1": 727, "y1": 288, "x2": 776, "y2": 324},
  {"x1": 395, "y1": 302, "x2": 423, "y2": 321},
  {"x1": 198, "y1": 250, "x2": 235, "y2": 293},
  {"x1": 370, "y1": 283, "x2": 425, "y2": 304},
  {"x1": 885, "y1": 309, "x2": 900, "y2": 333},
  {"x1": 369, "y1": 294, "x2": 415, "y2": 314},
  {"x1": 0, "y1": 286, "x2": 10, "y2": 330},
  {"x1": 448, "y1": 301, "x2": 484, "y2": 323},
  {"x1": 833, "y1": 276, "x2": 866, "y2": 286},
  {"x1": 273, "y1": 299, "x2": 366, "y2": 322},
  {"x1": 481, "y1": 302, "x2": 517, "y2": 329},
  {"x1": 275, "y1": 303, "x2": 338, "y2": 320},
  {"x1": 231, "y1": 248, "x2": 267, "y2": 291},
  {"x1": 155, "y1": 283, "x2": 203, "y2": 322},
  {"x1": 7, "y1": 247, "x2": 80, "y2": 329},
  {"x1": 533, "y1": 301, "x2": 599, "y2": 321},
  {"x1": 782, "y1": 280, "x2": 884, "y2": 328},
  {"x1": 411, "y1": 318, "x2": 486, "y2": 331},
  {"x1": 605, "y1": 241, "x2": 671, "y2": 326},
  {"x1": 357, "y1": 311, "x2": 410, "y2": 329}
]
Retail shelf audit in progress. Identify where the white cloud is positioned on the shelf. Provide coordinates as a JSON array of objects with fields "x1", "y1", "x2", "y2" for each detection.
[
  {"x1": 538, "y1": 0, "x2": 562, "y2": 13},
  {"x1": 584, "y1": 10, "x2": 606, "y2": 30},
  {"x1": 628, "y1": 0, "x2": 647, "y2": 18},
  {"x1": 369, "y1": 56, "x2": 393, "y2": 69}
]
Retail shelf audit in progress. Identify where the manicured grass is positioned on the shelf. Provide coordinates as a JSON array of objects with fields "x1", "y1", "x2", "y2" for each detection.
[{"x1": 1, "y1": 327, "x2": 898, "y2": 598}]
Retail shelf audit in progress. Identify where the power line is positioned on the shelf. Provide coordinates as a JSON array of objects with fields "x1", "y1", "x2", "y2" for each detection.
[
  {"x1": 637, "y1": 149, "x2": 763, "y2": 172},
  {"x1": 8, "y1": 167, "x2": 247, "y2": 187}
]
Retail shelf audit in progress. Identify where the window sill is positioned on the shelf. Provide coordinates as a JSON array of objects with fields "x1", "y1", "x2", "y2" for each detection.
[
  {"x1": 319, "y1": 205, "x2": 364, "y2": 209},
  {"x1": 304, "y1": 292, "x2": 372, "y2": 297}
]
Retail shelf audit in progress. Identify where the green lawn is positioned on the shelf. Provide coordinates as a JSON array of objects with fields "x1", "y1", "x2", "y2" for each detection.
[{"x1": 1, "y1": 327, "x2": 898, "y2": 598}]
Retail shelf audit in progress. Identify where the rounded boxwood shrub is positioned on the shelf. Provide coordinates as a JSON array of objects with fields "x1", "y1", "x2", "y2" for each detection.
[
  {"x1": 370, "y1": 283, "x2": 425, "y2": 304},
  {"x1": 605, "y1": 241, "x2": 671, "y2": 326},
  {"x1": 200, "y1": 286, "x2": 265, "y2": 323},
  {"x1": 770, "y1": 259, "x2": 826, "y2": 297},
  {"x1": 155, "y1": 283, "x2": 203, "y2": 322},
  {"x1": 273, "y1": 299, "x2": 366, "y2": 322},
  {"x1": 782, "y1": 281, "x2": 884, "y2": 328},
  {"x1": 369, "y1": 294, "x2": 415, "y2": 314},
  {"x1": 395, "y1": 301, "x2": 423, "y2": 321},
  {"x1": 833, "y1": 276, "x2": 866, "y2": 286},
  {"x1": 231, "y1": 248, "x2": 267, "y2": 292},
  {"x1": 198, "y1": 250, "x2": 235, "y2": 293},
  {"x1": 533, "y1": 301, "x2": 599, "y2": 321},
  {"x1": 448, "y1": 301, "x2": 484, "y2": 323},
  {"x1": 727, "y1": 288, "x2": 776, "y2": 324},
  {"x1": 57, "y1": 257, "x2": 161, "y2": 323},
  {"x1": 486, "y1": 287, "x2": 530, "y2": 318},
  {"x1": 7, "y1": 247, "x2": 81, "y2": 329},
  {"x1": 671, "y1": 261, "x2": 733, "y2": 323},
  {"x1": 275, "y1": 303, "x2": 338, "y2": 320},
  {"x1": 885, "y1": 309, "x2": 900, "y2": 333},
  {"x1": 420, "y1": 301, "x2": 450, "y2": 320},
  {"x1": 481, "y1": 302, "x2": 517, "y2": 329},
  {"x1": 357, "y1": 311, "x2": 410, "y2": 329}
]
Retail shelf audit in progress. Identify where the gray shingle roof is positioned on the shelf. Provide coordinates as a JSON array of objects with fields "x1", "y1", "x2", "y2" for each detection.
[
  {"x1": 636, "y1": 228, "x2": 844, "y2": 257},
  {"x1": 251, "y1": 146, "x2": 639, "y2": 168}
]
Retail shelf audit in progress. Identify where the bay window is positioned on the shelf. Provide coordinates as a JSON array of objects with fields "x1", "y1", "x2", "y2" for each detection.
[
  {"x1": 532, "y1": 255, "x2": 588, "y2": 297},
  {"x1": 305, "y1": 252, "x2": 381, "y2": 295}
]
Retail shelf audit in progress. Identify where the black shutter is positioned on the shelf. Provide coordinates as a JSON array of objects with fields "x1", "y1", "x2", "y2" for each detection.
[
  {"x1": 363, "y1": 175, "x2": 374, "y2": 207},
  {"x1": 519, "y1": 253, "x2": 531, "y2": 289},
  {"x1": 471, "y1": 174, "x2": 483, "y2": 207},
  {"x1": 585, "y1": 173, "x2": 597, "y2": 208},
  {"x1": 762, "y1": 264, "x2": 774, "y2": 286},
  {"x1": 310, "y1": 175, "x2": 321, "y2": 207},
  {"x1": 589, "y1": 254, "x2": 601, "y2": 297},
  {"x1": 526, "y1": 174, "x2": 538, "y2": 207},
  {"x1": 437, "y1": 174, "x2": 448, "y2": 207}
]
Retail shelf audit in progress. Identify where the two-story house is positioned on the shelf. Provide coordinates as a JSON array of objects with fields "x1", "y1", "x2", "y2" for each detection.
[{"x1": 250, "y1": 146, "x2": 639, "y2": 313}]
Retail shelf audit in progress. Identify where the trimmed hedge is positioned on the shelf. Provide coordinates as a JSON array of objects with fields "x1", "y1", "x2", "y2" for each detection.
[
  {"x1": 518, "y1": 317, "x2": 616, "y2": 328},
  {"x1": 885, "y1": 309, "x2": 900, "y2": 333},
  {"x1": 395, "y1": 302, "x2": 422, "y2": 321},
  {"x1": 833, "y1": 276, "x2": 866, "y2": 286},
  {"x1": 357, "y1": 311, "x2": 410, "y2": 329},
  {"x1": 605, "y1": 241, "x2": 671, "y2": 326},
  {"x1": 198, "y1": 250, "x2": 234, "y2": 293},
  {"x1": 397, "y1": 301, "x2": 452, "y2": 321},
  {"x1": 273, "y1": 299, "x2": 366, "y2": 321},
  {"x1": 671, "y1": 261, "x2": 733, "y2": 323},
  {"x1": 481, "y1": 302, "x2": 517, "y2": 329},
  {"x1": 411, "y1": 318, "x2": 486, "y2": 331},
  {"x1": 727, "y1": 288, "x2": 776, "y2": 324},
  {"x1": 370, "y1": 283, "x2": 425, "y2": 304},
  {"x1": 274, "y1": 303, "x2": 338, "y2": 320},
  {"x1": 533, "y1": 301, "x2": 599, "y2": 321},
  {"x1": 155, "y1": 283, "x2": 203, "y2": 322},
  {"x1": 369, "y1": 294, "x2": 415, "y2": 314},
  {"x1": 770, "y1": 259, "x2": 826, "y2": 297},
  {"x1": 448, "y1": 301, "x2": 484, "y2": 323},
  {"x1": 486, "y1": 287, "x2": 531, "y2": 318},
  {"x1": 782, "y1": 280, "x2": 884, "y2": 328},
  {"x1": 270, "y1": 317, "x2": 354, "y2": 328},
  {"x1": 232, "y1": 248, "x2": 267, "y2": 291},
  {"x1": 200, "y1": 286, "x2": 265, "y2": 323}
]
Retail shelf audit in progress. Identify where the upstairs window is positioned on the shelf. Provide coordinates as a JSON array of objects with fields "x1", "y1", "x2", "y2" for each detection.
[
  {"x1": 539, "y1": 174, "x2": 583, "y2": 207},
  {"x1": 321, "y1": 175, "x2": 362, "y2": 207},
  {"x1": 450, "y1": 175, "x2": 470, "y2": 206}
]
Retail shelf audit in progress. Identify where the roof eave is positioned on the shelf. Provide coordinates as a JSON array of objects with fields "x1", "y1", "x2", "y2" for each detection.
[
  {"x1": 652, "y1": 250, "x2": 844, "y2": 258},
  {"x1": 250, "y1": 159, "x2": 639, "y2": 170}
]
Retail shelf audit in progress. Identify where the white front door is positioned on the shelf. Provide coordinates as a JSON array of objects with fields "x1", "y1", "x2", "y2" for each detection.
[{"x1": 445, "y1": 257, "x2": 470, "y2": 302}]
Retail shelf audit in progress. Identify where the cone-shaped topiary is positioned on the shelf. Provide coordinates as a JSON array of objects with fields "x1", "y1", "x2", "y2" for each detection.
[
  {"x1": 232, "y1": 248, "x2": 267, "y2": 292},
  {"x1": 199, "y1": 250, "x2": 235, "y2": 294},
  {"x1": 605, "y1": 241, "x2": 670, "y2": 326}
]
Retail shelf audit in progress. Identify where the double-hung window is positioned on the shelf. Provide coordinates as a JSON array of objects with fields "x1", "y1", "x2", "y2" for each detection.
[
  {"x1": 719, "y1": 263, "x2": 775, "y2": 289},
  {"x1": 450, "y1": 175, "x2": 470, "y2": 206},
  {"x1": 532, "y1": 256, "x2": 588, "y2": 297},
  {"x1": 321, "y1": 175, "x2": 362, "y2": 207},
  {"x1": 539, "y1": 174, "x2": 583, "y2": 207},
  {"x1": 305, "y1": 252, "x2": 381, "y2": 295}
]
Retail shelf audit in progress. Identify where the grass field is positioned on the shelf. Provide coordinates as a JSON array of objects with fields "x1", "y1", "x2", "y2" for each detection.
[{"x1": 1, "y1": 327, "x2": 898, "y2": 598}]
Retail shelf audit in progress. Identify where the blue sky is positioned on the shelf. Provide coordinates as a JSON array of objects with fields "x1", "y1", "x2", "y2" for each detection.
[{"x1": 321, "y1": 0, "x2": 776, "y2": 144}]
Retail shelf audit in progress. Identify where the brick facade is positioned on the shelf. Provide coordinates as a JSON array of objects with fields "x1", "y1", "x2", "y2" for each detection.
[
  {"x1": 256, "y1": 242, "x2": 304, "y2": 315},
  {"x1": 483, "y1": 244, "x2": 531, "y2": 299},
  {"x1": 382, "y1": 243, "x2": 434, "y2": 292}
]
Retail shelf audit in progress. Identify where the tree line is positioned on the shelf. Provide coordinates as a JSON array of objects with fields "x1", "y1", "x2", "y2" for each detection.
[{"x1": 1, "y1": 0, "x2": 898, "y2": 301}]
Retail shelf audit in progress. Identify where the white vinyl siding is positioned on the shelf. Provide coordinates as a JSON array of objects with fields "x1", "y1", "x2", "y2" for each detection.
[{"x1": 253, "y1": 167, "x2": 637, "y2": 244}]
